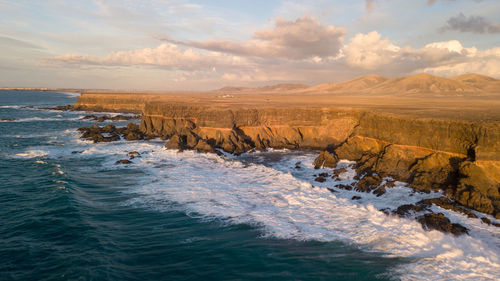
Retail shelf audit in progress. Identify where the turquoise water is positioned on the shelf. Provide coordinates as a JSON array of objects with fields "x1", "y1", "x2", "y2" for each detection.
[{"x1": 1, "y1": 91, "x2": 499, "y2": 281}]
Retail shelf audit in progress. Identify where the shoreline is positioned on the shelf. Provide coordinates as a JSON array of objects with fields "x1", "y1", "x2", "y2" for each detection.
[{"x1": 64, "y1": 89, "x2": 500, "y2": 233}]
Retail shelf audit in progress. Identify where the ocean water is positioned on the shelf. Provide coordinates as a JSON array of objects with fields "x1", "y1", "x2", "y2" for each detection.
[{"x1": 0, "y1": 90, "x2": 499, "y2": 281}]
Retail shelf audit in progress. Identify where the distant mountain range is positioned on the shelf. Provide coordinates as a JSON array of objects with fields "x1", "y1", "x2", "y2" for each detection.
[{"x1": 217, "y1": 73, "x2": 500, "y2": 95}]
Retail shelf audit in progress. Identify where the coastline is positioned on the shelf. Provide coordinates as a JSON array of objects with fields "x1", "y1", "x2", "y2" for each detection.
[
  {"x1": 68, "y1": 89, "x2": 500, "y2": 221},
  {"x1": 71, "y1": 91, "x2": 500, "y2": 221}
]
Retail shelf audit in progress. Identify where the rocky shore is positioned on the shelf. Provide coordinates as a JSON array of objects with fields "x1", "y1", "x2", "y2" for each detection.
[{"x1": 71, "y1": 88, "x2": 500, "y2": 235}]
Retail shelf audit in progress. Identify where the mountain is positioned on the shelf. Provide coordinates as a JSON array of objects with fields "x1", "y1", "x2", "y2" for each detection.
[
  {"x1": 308, "y1": 75, "x2": 388, "y2": 93},
  {"x1": 217, "y1": 83, "x2": 309, "y2": 93},
  {"x1": 366, "y1": 73, "x2": 480, "y2": 95},
  {"x1": 452, "y1": 74, "x2": 500, "y2": 93},
  {"x1": 306, "y1": 73, "x2": 500, "y2": 95}
]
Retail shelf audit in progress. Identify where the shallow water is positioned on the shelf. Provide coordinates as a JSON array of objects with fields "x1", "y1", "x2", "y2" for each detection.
[{"x1": 0, "y1": 90, "x2": 499, "y2": 280}]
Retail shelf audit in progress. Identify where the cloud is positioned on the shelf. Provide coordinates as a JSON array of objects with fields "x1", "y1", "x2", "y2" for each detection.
[
  {"x1": 159, "y1": 16, "x2": 346, "y2": 60},
  {"x1": 343, "y1": 31, "x2": 401, "y2": 69},
  {"x1": 342, "y1": 31, "x2": 500, "y2": 77},
  {"x1": 45, "y1": 43, "x2": 251, "y2": 70},
  {"x1": 44, "y1": 16, "x2": 500, "y2": 88},
  {"x1": 440, "y1": 13, "x2": 500, "y2": 33}
]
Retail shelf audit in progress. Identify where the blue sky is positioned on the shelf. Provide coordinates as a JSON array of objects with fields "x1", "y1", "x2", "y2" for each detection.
[{"x1": 1, "y1": 0, "x2": 499, "y2": 90}]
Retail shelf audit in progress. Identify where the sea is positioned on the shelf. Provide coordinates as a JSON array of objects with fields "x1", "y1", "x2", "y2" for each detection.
[{"x1": 0, "y1": 90, "x2": 499, "y2": 281}]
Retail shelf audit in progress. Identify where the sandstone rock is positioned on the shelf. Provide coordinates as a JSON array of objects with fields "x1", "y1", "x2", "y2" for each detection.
[
  {"x1": 313, "y1": 151, "x2": 338, "y2": 169},
  {"x1": 115, "y1": 159, "x2": 132, "y2": 165},
  {"x1": 355, "y1": 174, "x2": 383, "y2": 193},
  {"x1": 165, "y1": 134, "x2": 186, "y2": 151},
  {"x1": 417, "y1": 213, "x2": 469, "y2": 236},
  {"x1": 194, "y1": 139, "x2": 217, "y2": 153}
]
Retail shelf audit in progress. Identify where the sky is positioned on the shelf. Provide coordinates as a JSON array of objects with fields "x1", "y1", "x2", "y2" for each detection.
[{"x1": 0, "y1": 0, "x2": 499, "y2": 90}]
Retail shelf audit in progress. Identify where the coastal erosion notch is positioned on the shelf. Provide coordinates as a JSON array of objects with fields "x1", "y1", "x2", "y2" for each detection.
[{"x1": 73, "y1": 93, "x2": 500, "y2": 219}]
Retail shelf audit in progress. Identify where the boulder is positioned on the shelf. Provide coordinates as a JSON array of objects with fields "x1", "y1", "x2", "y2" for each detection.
[
  {"x1": 313, "y1": 151, "x2": 338, "y2": 169},
  {"x1": 128, "y1": 151, "x2": 141, "y2": 159},
  {"x1": 417, "y1": 213, "x2": 469, "y2": 236},
  {"x1": 115, "y1": 159, "x2": 132, "y2": 165}
]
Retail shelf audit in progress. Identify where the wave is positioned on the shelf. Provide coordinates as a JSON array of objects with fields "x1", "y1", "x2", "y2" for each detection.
[
  {"x1": 125, "y1": 145, "x2": 500, "y2": 281},
  {"x1": 23, "y1": 139, "x2": 500, "y2": 280},
  {"x1": 15, "y1": 149, "x2": 48, "y2": 158},
  {"x1": 0, "y1": 116, "x2": 81, "y2": 122}
]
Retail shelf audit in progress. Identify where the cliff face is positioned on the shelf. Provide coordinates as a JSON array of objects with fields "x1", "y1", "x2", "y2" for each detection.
[{"x1": 73, "y1": 93, "x2": 500, "y2": 218}]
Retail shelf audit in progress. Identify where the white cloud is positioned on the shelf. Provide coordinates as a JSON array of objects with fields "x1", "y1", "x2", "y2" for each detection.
[
  {"x1": 343, "y1": 31, "x2": 401, "y2": 69},
  {"x1": 46, "y1": 43, "x2": 251, "y2": 70},
  {"x1": 44, "y1": 16, "x2": 500, "y2": 88},
  {"x1": 342, "y1": 31, "x2": 500, "y2": 77},
  {"x1": 161, "y1": 16, "x2": 346, "y2": 60}
]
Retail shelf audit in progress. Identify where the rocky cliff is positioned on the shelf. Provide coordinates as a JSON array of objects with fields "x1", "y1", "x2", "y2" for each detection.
[{"x1": 73, "y1": 92, "x2": 500, "y2": 218}]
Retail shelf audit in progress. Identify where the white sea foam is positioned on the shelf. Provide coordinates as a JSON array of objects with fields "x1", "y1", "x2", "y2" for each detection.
[
  {"x1": 0, "y1": 105, "x2": 22, "y2": 109},
  {"x1": 15, "y1": 149, "x2": 47, "y2": 158},
  {"x1": 2, "y1": 116, "x2": 81, "y2": 122},
  {"x1": 28, "y1": 138, "x2": 500, "y2": 280}
]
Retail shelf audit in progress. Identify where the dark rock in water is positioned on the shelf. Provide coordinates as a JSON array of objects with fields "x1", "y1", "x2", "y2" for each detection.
[
  {"x1": 77, "y1": 122, "x2": 144, "y2": 143},
  {"x1": 335, "y1": 184, "x2": 352, "y2": 191},
  {"x1": 128, "y1": 151, "x2": 141, "y2": 159},
  {"x1": 332, "y1": 168, "x2": 347, "y2": 178},
  {"x1": 81, "y1": 114, "x2": 141, "y2": 122},
  {"x1": 417, "y1": 213, "x2": 469, "y2": 236},
  {"x1": 122, "y1": 123, "x2": 145, "y2": 141},
  {"x1": 480, "y1": 217, "x2": 500, "y2": 227},
  {"x1": 0, "y1": 118, "x2": 15, "y2": 121},
  {"x1": 351, "y1": 196, "x2": 362, "y2": 200},
  {"x1": 327, "y1": 188, "x2": 337, "y2": 193},
  {"x1": 101, "y1": 124, "x2": 116, "y2": 133},
  {"x1": 379, "y1": 208, "x2": 391, "y2": 215},
  {"x1": 314, "y1": 176, "x2": 326, "y2": 183},
  {"x1": 481, "y1": 217, "x2": 492, "y2": 225},
  {"x1": 318, "y1": 172, "x2": 329, "y2": 177},
  {"x1": 313, "y1": 151, "x2": 338, "y2": 169},
  {"x1": 41, "y1": 105, "x2": 73, "y2": 111},
  {"x1": 115, "y1": 159, "x2": 132, "y2": 165},
  {"x1": 71, "y1": 150, "x2": 84, "y2": 154},
  {"x1": 393, "y1": 204, "x2": 428, "y2": 218},
  {"x1": 372, "y1": 186, "x2": 386, "y2": 197},
  {"x1": 295, "y1": 161, "x2": 301, "y2": 169},
  {"x1": 417, "y1": 197, "x2": 478, "y2": 219}
]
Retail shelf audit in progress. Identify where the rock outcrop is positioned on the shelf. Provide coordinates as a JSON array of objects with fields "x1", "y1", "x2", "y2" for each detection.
[{"x1": 78, "y1": 123, "x2": 150, "y2": 143}]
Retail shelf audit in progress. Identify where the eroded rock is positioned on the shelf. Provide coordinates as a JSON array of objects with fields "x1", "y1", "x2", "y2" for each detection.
[
  {"x1": 313, "y1": 151, "x2": 338, "y2": 169},
  {"x1": 417, "y1": 213, "x2": 469, "y2": 236}
]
